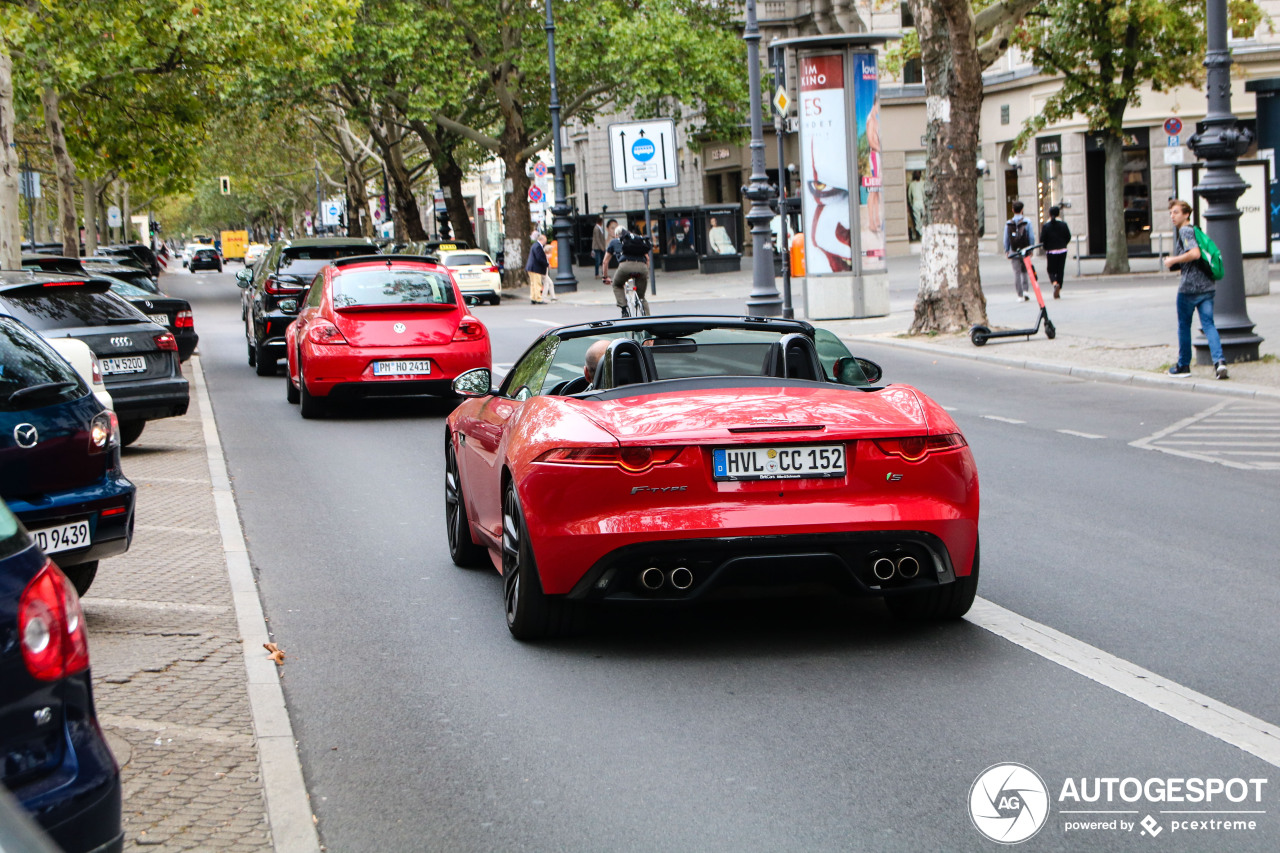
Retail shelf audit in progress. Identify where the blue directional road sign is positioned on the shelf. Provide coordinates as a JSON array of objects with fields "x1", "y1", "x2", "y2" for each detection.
[{"x1": 608, "y1": 119, "x2": 679, "y2": 192}]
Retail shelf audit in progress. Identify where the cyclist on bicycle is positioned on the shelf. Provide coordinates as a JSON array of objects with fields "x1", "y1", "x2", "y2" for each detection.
[{"x1": 602, "y1": 226, "x2": 651, "y2": 317}]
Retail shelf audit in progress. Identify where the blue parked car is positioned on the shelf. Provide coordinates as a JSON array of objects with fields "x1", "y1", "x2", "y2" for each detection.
[
  {"x1": 0, "y1": 501, "x2": 123, "y2": 852},
  {"x1": 0, "y1": 313, "x2": 136, "y2": 595}
]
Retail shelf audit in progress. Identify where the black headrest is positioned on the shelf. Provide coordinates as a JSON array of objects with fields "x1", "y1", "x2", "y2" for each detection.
[
  {"x1": 592, "y1": 339, "x2": 652, "y2": 390},
  {"x1": 762, "y1": 334, "x2": 823, "y2": 381}
]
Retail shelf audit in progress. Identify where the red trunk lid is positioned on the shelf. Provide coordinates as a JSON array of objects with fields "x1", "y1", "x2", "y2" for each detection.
[{"x1": 332, "y1": 305, "x2": 460, "y2": 348}]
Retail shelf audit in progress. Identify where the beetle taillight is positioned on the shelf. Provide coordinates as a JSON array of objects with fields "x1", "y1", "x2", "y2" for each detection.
[
  {"x1": 307, "y1": 320, "x2": 348, "y2": 345},
  {"x1": 452, "y1": 316, "x2": 487, "y2": 342}
]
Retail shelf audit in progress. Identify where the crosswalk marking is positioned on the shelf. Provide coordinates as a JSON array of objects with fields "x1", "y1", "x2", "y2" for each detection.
[{"x1": 1131, "y1": 401, "x2": 1280, "y2": 470}]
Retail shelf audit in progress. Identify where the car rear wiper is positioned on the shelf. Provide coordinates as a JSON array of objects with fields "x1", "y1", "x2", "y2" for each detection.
[{"x1": 7, "y1": 381, "x2": 77, "y2": 405}]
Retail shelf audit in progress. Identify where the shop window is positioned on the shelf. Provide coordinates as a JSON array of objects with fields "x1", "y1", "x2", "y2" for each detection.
[
  {"x1": 903, "y1": 58, "x2": 923, "y2": 85},
  {"x1": 1035, "y1": 136, "x2": 1063, "y2": 226}
]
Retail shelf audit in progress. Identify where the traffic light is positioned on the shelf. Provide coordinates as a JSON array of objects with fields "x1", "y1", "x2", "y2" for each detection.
[
  {"x1": 337, "y1": 210, "x2": 345, "y2": 229},
  {"x1": 219, "y1": 176, "x2": 231, "y2": 195},
  {"x1": 438, "y1": 209, "x2": 452, "y2": 240},
  {"x1": 149, "y1": 220, "x2": 159, "y2": 236}
]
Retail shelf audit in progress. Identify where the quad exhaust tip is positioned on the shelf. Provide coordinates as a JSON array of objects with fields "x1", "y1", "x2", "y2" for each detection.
[
  {"x1": 640, "y1": 567, "x2": 665, "y2": 590},
  {"x1": 669, "y1": 567, "x2": 694, "y2": 590},
  {"x1": 897, "y1": 556, "x2": 920, "y2": 579},
  {"x1": 872, "y1": 557, "x2": 896, "y2": 581},
  {"x1": 871, "y1": 554, "x2": 921, "y2": 581}
]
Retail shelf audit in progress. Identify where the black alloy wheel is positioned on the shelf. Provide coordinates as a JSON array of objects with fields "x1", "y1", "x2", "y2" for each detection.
[
  {"x1": 501, "y1": 484, "x2": 581, "y2": 640},
  {"x1": 445, "y1": 436, "x2": 485, "y2": 567},
  {"x1": 886, "y1": 538, "x2": 980, "y2": 622}
]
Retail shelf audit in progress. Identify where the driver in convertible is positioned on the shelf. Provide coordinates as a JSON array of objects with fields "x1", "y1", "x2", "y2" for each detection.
[{"x1": 583, "y1": 340, "x2": 610, "y2": 383}]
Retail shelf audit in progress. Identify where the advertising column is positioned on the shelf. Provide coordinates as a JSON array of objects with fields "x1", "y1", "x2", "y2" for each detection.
[{"x1": 791, "y1": 39, "x2": 890, "y2": 320}]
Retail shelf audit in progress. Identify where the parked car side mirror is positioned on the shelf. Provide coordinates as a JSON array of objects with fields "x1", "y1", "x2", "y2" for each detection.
[
  {"x1": 452, "y1": 368, "x2": 493, "y2": 398},
  {"x1": 235, "y1": 269, "x2": 253, "y2": 287}
]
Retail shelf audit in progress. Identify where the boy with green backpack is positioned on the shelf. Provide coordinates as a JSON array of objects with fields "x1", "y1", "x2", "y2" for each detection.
[{"x1": 1162, "y1": 198, "x2": 1228, "y2": 380}]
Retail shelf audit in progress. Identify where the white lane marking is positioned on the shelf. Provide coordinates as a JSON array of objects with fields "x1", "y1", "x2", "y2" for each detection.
[
  {"x1": 967, "y1": 598, "x2": 1280, "y2": 768},
  {"x1": 1056, "y1": 429, "x2": 1106, "y2": 440},
  {"x1": 525, "y1": 319, "x2": 560, "y2": 327},
  {"x1": 981, "y1": 415, "x2": 1026, "y2": 424}
]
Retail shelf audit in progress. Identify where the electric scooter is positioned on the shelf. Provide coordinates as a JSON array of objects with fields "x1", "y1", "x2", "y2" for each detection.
[{"x1": 970, "y1": 242, "x2": 1056, "y2": 346}]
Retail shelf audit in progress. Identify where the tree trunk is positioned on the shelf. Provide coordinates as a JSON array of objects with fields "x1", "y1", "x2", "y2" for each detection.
[
  {"x1": 41, "y1": 87, "x2": 79, "y2": 257},
  {"x1": 122, "y1": 181, "x2": 132, "y2": 243},
  {"x1": 908, "y1": 0, "x2": 988, "y2": 334},
  {"x1": 82, "y1": 177, "x2": 97, "y2": 255},
  {"x1": 1101, "y1": 131, "x2": 1130, "y2": 274},
  {"x1": 342, "y1": 162, "x2": 370, "y2": 238},
  {"x1": 0, "y1": 45, "x2": 22, "y2": 269},
  {"x1": 409, "y1": 118, "x2": 477, "y2": 247},
  {"x1": 383, "y1": 146, "x2": 426, "y2": 241},
  {"x1": 501, "y1": 147, "x2": 532, "y2": 290}
]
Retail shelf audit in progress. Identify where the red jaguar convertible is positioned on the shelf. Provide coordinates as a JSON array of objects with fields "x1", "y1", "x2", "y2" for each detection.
[
  {"x1": 444, "y1": 316, "x2": 979, "y2": 640},
  {"x1": 285, "y1": 255, "x2": 490, "y2": 418}
]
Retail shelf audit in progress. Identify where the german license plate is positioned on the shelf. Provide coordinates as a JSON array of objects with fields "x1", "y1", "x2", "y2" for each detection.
[
  {"x1": 29, "y1": 520, "x2": 91, "y2": 555},
  {"x1": 458, "y1": 271, "x2": 480, "y2": 279},
  {"x1": 101, "y1": 356, "x2": 147, "y2": 375},
  {"x1": 373, "y1": 360, "x2": 431, "y2": 376},
  {"x1": 148, "y1": 313, "x2": 171, "y2": 326},
  {"x1": 712, "y1": 444, "x2": 846, "y2": 481}
]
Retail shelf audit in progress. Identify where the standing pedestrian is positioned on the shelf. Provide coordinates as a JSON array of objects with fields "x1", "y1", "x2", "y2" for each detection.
[
  {"x1": 907, "y1": 170, "x2": 925, "y2": 242},
  {"x1": 602, "y1": 227, "x2": 650, "y2": 316},
  {"x1": 591, "y1": 216, "x2": 608, "y2": 276},
  {"x1": 525, "y1": 231, "x2": 552, "y2": 304},
  {"x1": 1162, "y1": 199, "x2": 1228, "y2": 379},
  {"x1": 1040, "y1": 205, "x2": 1071, "y2": 298},
  {"x1": 1004, "y1": 200, "x2": 1036, "y2": 301}
]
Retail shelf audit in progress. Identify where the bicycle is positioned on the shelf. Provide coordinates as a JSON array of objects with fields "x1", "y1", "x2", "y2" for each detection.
[{"x1": 602, "y1": 275, "x2": 650, "y2": 318}]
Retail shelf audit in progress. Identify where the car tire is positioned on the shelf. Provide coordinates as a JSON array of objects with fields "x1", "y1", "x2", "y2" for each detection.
[
  {"x1": 118, "y1": 420, "x2": 145, "y2": 447},
  {"x1": 886, "y1": 539, "x2": 980, "y2": 622},
  {"x1": 445, "y1": 435, "x2": 486, "y2": 567},
  {"x1": 254, "y1": 344, "x2": 276, "y2": 376},
  {"x1": 502, "y1": 484, "x2": 582, "y2": 640},
  {"x1": 286, "y1": 370, "x2": 300, "y2": 404},
  {"x1": 60, "y1": 561, "x2": 98, "y2": 597},
  {"x1": 298, "y1": 361, "x2": 325, "y2": 419},
  {"x1": 247, "y1": 339, "x2": 256, "y2": 366}
]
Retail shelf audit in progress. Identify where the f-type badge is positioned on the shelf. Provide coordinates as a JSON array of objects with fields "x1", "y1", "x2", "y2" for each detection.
[{"x1": 14, "y1": 423, "x2": 39, "y2": 448}]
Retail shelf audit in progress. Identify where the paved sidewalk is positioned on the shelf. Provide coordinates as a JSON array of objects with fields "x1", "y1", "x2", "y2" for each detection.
[
  {"x1": 542, "y1": 252, "x2": 1280, "y2": 398},
  {"x1": 83, "y1": 358, "x2": 303, "y2": 852}
]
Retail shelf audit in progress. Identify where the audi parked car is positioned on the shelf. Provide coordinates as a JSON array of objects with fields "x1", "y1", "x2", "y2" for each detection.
[
  {"x1": 239, "y1": 237, "x2": 380, "y2": 376},
  {"x1": 284, "y1": 255, "x2": 491, "y2": 418},
  {"x1": 445, "y1": 316, "x2": 980, "y2": 640},
  {"x1": 0, "y1": 271, "x2": 189, "y2": 447},
  {"x1": 0, "y1": 313, "x2": 134, "y2": 596},
  {"x1": 437, "y1": 247, "x2": 501, "y2": 305},
  {"x1": 187, "y1": 247, "x2": 222, "y2": 273},
  {"x1": 95, "y1": 244, "x2": 160, "y2": 279},
  {"x1": 0, "y1": 502, "x2": 124, "y2": 851}
]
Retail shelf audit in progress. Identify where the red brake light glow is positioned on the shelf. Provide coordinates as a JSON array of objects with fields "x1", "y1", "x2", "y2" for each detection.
[
  {"x1": 175, "y1": 310, "x2": 195, "y2": 329},
  {"x1": 537, "y1": 446, "x2": 683, "y2": 473},
  {"x1": 307, "y1": 320, "x2": 348, "y2": 345},
  {"x1": 265, "y1": 276, "x2": 304, "y2": 295},
  {"x1": 873, "y1": 434, "x2": 967, "y2": 462},
  {"x1": 42, "y1": 280, "x2": 84, "y2": 288},
  {"x1": 19, "y1": 562, "x2": 90, "y2": 681},
  {"x1": 154, "y1": 332, "x2": 179, "y2": 352},
  {"x1": 484, "y1": 265, "x2": 499, "y2": 273},
  {"x1": 452, "y1": 317, "x2": 487, "y2": 343}
]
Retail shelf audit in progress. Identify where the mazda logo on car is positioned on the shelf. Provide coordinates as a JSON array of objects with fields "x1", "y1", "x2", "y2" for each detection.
[
  {"x1": 14, "y1": 423, "x2": 39, "y2": 448},
  {"x1": 110, "y1": 336, "x2": 132, "y2": 347}
]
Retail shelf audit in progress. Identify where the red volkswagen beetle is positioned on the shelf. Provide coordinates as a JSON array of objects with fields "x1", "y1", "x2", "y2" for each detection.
[
  {"x1": 444, "y1": 316, "x2": 980, "y2": 640},
  {"x1": 286, "y1": 255, "x2": 490, "y2": 418}
]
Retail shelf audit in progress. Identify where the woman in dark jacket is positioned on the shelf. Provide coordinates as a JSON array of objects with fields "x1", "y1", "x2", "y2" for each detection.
[{"x1": 1040, "y1": 205, "x2": 1071, "y2": 298}]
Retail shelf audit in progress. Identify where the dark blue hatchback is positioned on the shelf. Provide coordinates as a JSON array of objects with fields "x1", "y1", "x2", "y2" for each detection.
[
  {"x1": 0, "y1": 314, "x2": 135, "y2": 595},
  {"x1": 0, "y1": 502, "x2": 123, "y2": 852}
]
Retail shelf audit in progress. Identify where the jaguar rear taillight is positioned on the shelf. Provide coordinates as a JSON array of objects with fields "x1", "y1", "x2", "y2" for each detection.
[
  {"x1": 175, "y1": 310, "x2": 195, "y2": 329},
  {"x1": 453, "y1": 316, "x2": 487, "y2": 342},
  {"x1": 307, "y1": 320, "x2": 348, "y2": 345},
  {"x1": 19, "y1": 562, "x2": 90, "y2": 681},
  {"x1": 537, "y1": 446, "x2": 683, "y2": 473},
  {"x1": 154, "y1": 332, "x2": 178, "y2": 352},
  {"x1": 873, "y1": 433, "x2": 967, "y2": 462}
]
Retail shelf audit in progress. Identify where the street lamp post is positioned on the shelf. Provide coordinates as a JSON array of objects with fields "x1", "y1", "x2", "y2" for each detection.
[
  {"x1": 544, "y1": 0, "x2": 578, "y2": 293},
  {"x1": 743, "y1": 0, "x2": 782, "y2": 316},
  {"x1": 771, "y1": 44, "x2": 793, "y2": 319},
  {"x1": 1186, "y1": 0, "x2": 1263, "y2": 362}
]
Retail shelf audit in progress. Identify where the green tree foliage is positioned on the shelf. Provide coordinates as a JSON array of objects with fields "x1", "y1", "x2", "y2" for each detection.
[{"x1": 1013, "y1": 0, "x2": 1216, "y2": 274}]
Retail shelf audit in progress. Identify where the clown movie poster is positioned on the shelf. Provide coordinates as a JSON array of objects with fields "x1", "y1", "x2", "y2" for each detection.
[
  {"x1": 799, "y1": 54, "x2": 852, "y2": 275},
  {"x1": 854, "y1": 53, "x2": 885, "y2": 270}
]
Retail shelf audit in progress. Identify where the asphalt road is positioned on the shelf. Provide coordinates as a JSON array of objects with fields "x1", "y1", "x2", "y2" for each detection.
[{"x1": 164, "y1": 266, "x2": 1280, "y2": 852}]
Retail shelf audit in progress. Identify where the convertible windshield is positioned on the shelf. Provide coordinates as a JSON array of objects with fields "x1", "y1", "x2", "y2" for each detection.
[{"x1": 332, "y1": 269, "x2": 457, "y2": 307}]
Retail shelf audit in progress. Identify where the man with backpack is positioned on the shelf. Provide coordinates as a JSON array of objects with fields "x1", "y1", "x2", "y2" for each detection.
[
  {"x1": 1162, "y1": 199, "x2": 1228, "y2": 379},
  {"x1": 603, "y1": 226, "x2": 651, "y2": 316},
  {"x1": 1004, "y1": 200, "x2": 1037, "y2": 301}
]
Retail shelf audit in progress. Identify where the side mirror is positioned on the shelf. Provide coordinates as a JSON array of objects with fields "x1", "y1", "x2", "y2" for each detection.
[
  {"x1": 833, "y1": 356, "x2": 883, "y2": 386},
  {"x1": 452, "y1": 368, "x2": 493, "y2": 398},
  {"x1": 467, "y1": 295, "x2": 481, "y2": 307},
  {"x1": 235, "y1": 269, "x2": 253, "y2": 287}
]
